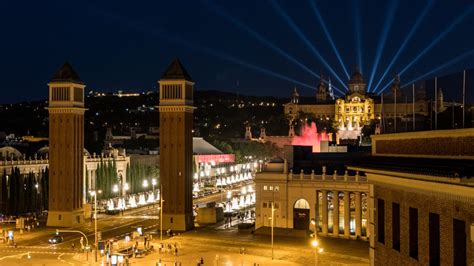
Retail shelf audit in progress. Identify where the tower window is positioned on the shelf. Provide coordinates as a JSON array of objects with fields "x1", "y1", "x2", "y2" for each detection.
[
  {"x1": 74, "y1": 87, "x2": 83, "y2": 102},
  {"x1": 51, "y1": 87, "x2": 70, "y2": 101},
  {"x1": 162, "y1": 84, "x2": 183, "y2": 99}
]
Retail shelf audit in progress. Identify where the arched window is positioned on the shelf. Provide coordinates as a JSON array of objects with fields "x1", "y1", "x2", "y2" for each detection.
[{"x1": 294, "y1": 199, "x2": 310, "y2": 209}]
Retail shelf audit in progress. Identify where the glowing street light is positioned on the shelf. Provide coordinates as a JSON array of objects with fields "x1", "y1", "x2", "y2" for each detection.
[
  {"x1": 89, "y1": 189, "x2": 102, "y2": 262},
  {"x1": 112, "y1": 184, "x2": 119, "y2": 194},
  {"x1": 152, "y1": 178, "x2": 157, "y2": 191},
  {"x1": 311, "y1": 218, "x2": 323, "y2": 266},
  {"x1": 124, "y1": 183, "x2": 129, "y2": 192},
  {"x1": 143, "y1": 180, "x2": 149, "y2": 189}
]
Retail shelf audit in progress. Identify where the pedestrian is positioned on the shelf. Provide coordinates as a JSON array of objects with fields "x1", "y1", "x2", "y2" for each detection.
[
  {"x1": 200, "y1": 257, "x2": 204, "y2": 264},
  {"x1": 175, "y1": 247, "x2": 178, "y2": 256},
  {"x1": 71, "y1": 243, "x2": 75, "y2": 250}
]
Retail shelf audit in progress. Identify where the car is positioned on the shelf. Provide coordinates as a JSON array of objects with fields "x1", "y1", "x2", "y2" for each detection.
[{"x1": 48, "y1": 234, "x2": 63, "y2": 244}]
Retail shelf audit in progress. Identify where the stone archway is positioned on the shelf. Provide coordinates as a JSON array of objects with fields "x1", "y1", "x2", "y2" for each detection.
[{"x1": 293, "y1": 198, "x2": 310, "y2": 230}]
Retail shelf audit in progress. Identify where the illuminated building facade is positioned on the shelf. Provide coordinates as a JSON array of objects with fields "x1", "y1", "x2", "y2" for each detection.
[
  {"x1": 284, "y1": 69, "x2": 430, "y2": 139},
  {"x1": 255, "y1": 146, "x2": 370, "y2": 240}
]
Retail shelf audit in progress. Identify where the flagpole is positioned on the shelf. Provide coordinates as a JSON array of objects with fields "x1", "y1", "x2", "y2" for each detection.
[
  {"x1": 462, "y1": 70, "x2": 466, "y2": 128},
  {"x1": 452, "y1": 100, "x2": 455, "y2": 128},
  {"x1": 435, "y1": 77, "x2": 438, "y2": 130},
  {"x1": 405, "y1": 95, "x2": 408, "y2": 132},
  {"x1": 412, "y1": 84, "x2": 415, "y2": 131},
  {"x1": 394, "y1": 88, "x2": 397, "y2": 133},
  {"x1": 380, "y1": 93, "x2": 385, "y2": 133}
]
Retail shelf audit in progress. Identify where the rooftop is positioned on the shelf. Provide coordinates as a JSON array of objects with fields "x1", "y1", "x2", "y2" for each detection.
[
  {"x1": 193, "y1": 137, "x2": 223, "y2": 155},
  {"x1": 349, "y1": 156, "x2": 474, "y2": 179},
  {"x1": 160, "y1": 58, "x2": 193, "y2": 81},
  {"x1": 50, "y1": 62, "x2": 83, "y2": 84}
]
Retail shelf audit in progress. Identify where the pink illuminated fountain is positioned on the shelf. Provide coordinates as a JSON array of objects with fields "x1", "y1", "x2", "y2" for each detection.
[{"x1": 291, "y1": 122, "x2": 328, "y2": 152}]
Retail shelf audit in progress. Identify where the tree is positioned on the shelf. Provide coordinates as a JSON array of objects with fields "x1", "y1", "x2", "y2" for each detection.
[
  {"x1": 41, "y1": 167, "x2": 49, "y2": 211},
  {"x1": 1, "y1": 170, "x2": 7, "y2": 214}
]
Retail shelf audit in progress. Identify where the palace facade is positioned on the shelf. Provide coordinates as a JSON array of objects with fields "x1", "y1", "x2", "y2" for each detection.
[{"x1": 284, "y1": 70, "x2": 431, "y2": 138}]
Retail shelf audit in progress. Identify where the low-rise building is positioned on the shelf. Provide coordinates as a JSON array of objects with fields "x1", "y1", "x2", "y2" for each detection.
[
  {"x1": 349, "y1": 129, "x2": 474, "y2": 266},
  {"x1": 255, "y1": 146, "x2": 370, "y2": 240}
]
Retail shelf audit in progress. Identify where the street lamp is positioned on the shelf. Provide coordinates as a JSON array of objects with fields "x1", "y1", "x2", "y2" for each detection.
[
  {"x1": 226, "y1": 191, "x2": 232, "y2": 228},
  {"x1": 123, "y1": 183, "x2": 129, "y2": 193},
  {"x1": 311, "y1": 218, "x2": 323, "y2": 266},
  {"x1": 143, "y1": 179, "x2": 149, "y2": 190},
  {"x1": 159, "y1": 185, "x2": 164, "y2": 242},
  {"x1": 112, "y1": 184, "x2": 119, "y2": 194},
  {"x1": 152, "y1": 178, "x2": 157, "y2": 192},
  {"x1": 89, "y1": 190, "x2": 102, "y2": 262},
  {"x1": 270, "y1": 186, "x2": 279, "y2": 260}
]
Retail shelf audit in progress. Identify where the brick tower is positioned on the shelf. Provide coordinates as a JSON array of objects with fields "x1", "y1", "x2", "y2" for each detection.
[
  {"x1": 46, "y1": 62, "x2": 85, "y2": 227},
  {"x1": 159, "y1": 59, "x2": 194, "y2": 231}
]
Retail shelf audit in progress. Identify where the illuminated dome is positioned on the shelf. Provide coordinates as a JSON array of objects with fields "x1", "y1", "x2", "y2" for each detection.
[
  {"x1": 0, "y1": 146, "x2": 22, "y2": 159},
  {"x1": 349, "y1": 68, "x2": 364, "y2": 84},
  {"x1": 37, "y1": 146, "x2": 91, "y2": 157}
]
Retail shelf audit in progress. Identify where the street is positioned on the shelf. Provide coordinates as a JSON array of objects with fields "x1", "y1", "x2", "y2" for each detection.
[{"x1": 0, "y1": 186, "x2": 369, "y2": 265}]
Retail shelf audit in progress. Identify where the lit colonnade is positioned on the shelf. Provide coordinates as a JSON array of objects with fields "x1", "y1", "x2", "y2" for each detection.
[
  {"x1": 194, "y1": 159, "x2": 261, "y2": 193},
  {"x1": 256, "y1": 159, "x2": 370, "y2": 240}
]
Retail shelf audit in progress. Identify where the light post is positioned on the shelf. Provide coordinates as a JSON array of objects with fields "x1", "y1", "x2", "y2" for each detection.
[
  {"x1": 123, "y1": 183, "x2": 129, "y2": 195},
  {"x1": 270, "y1": 186, "x2": 279, "y2": 260},
  {"x1": 112, "y1": 184, "x2": 119, "y2": 195},
  {"x1": 89, "y1": 190, "x2": 102, "y2": 262},
  {"x1": 152, "y1": 178, "x2": 157, "y2": 192},
  {"x1": 311, "y1": 218, "x2": 323, "y2": 266},
  {"x1": 226, "y1": 191, "x2": 232, "y2": 228},
  {"x1": 142, "y1": 179, "x2": 149, "y2": 193},
  {"x1": 159, "y1": 185, "x2": 164, "y2": 242},
  {"x1": 271, "y1": 201, "x2": 275, "y2": 260}
]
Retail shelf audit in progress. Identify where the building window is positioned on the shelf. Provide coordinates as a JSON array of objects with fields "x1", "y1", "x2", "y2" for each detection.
[
  {"x1": 274, "y1": 186, "x2": 279, "y2": 191},
  {"x1": 409, "y1": 207, "x2": 418, "y2": 260},
  {"x1": 377, "y1": 199, "x2": 385, "y2": 244},
  {"x1": 263, "y1": 202, "x2": 267, "y2": 208},
  {"x1": 58, "y1": 215, "x2": 61, "y2": 221},
  {"x1": 429, "y1": 213, "x2": 440, "y2": 266},
  {"x1": 392, "y1": 202, "x2": 400, "y2": 251},
  {"x1": 269, "y1": 186, "x2": 273, "y2": 191},
  {"x1": 453, "y1": 219, "x2": 466, "y2": 266},
  {"x1": 74, "y1": 87, "x2": 83, "y2": 102},
  {"x1": 274, "y1": 203, "x2": 279, "y2": 209},
  {"x1": 52, "y1": 87, "x2": 70, "y2": 101},
  {"x1": 263, "y1": 186, "x2": 267, "y2": 191}
]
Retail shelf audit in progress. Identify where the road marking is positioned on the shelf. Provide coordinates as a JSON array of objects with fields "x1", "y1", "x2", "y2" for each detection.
[
  {"x1": 57, "y1": 253, "x2": 67, "y2": 263},
  {"x1": 0, "y1": 252, "x2": 29, "y2": 261}
]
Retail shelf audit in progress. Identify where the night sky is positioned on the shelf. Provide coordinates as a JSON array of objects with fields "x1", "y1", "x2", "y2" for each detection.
[{"x1": 2, "y1": 0, "x2": 474, "y2": 103}]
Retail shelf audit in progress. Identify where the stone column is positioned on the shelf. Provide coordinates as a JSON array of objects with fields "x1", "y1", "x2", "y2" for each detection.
[
  {"x1": 321, "y1": 191, "x2": 328, "y2": 236},
  {"x1": 344, "y1": 191, "x2": 350, "y2": 238},
  {"x1": 355, "y1": 192, "x2": 362, "y2": 238},
  {"x1": 333, "y1": 191, "x2": 339, "y2": 237}
]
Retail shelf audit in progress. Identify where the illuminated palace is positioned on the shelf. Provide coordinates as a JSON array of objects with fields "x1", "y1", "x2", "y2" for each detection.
[{"x1": 284, "y1": 69, "x2": 431, "y2": 139}]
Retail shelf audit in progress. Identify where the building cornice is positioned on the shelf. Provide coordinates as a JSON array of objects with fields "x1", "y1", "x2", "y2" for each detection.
[
  {"x1": 158, "y1": 105, "x2": 195, "y2": 113},
  {"x1": 47, "y1": 107, "x2": 86, "y2": 114},
  {"x1": 349, "y1": 167, "x2": 474, "y2": 203}
]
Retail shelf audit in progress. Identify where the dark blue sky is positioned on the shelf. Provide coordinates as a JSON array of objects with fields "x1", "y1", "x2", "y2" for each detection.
[{"x1": 1, "y1": 0, "x2": 474, "y2": 103}]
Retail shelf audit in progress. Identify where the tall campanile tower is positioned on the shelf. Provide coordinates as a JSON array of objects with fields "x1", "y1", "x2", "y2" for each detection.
[
  {"x1": 47, "y1": 62, "x2": 85, "y2": 227},
  {"x1": 159, "y1": 59, "x2": 194, "y2": 231}
]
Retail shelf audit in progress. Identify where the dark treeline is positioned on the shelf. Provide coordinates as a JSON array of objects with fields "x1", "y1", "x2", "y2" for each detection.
[{"x1": 0, "y1": 167, "x2": 48, "y2": 216}]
